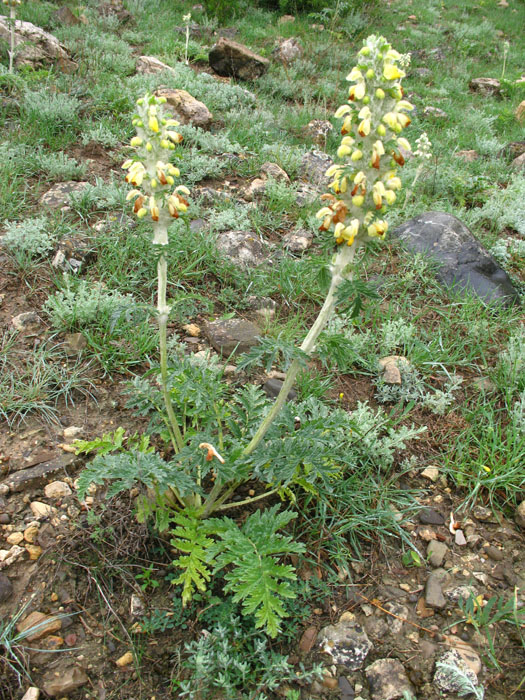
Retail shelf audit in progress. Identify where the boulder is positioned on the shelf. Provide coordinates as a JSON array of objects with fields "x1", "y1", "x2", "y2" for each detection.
[
  {"x1": 216, "y1": 230, "x2": 267, "y2": 266},
  {"x1": 204, "y1": 319, "x2": 260, "y2": 356},
  {"x1": 469, "y1": 77, "x2": 501, "y2": 97},
  {"x1": 0, "y1": 17, "x2": 77, "y2": 72},
  {"x1": 209, "y1": 38, "x2": 269, "y2": 80},
  {"x1": 39, "y1": 181, "x2": 89, "y2": 209},
  {"x1": 365, "y1": 658, "x2": 414, "y2": 700},
  {"x1": 299, "y1": 150, "x2": 334, "y2": 188},
  {"x1": 272, "y1": 37, "x2": 302, "y2": 64},
  {"x1": 155, "y1": 88, "x2": 212, "y2": 128},
  {"x1": 260, "y1": 161, "x2": 289, "y2": 182},
  {"x1": 136, "y1": 56, "x2": 173, "y2": 74},
  {"x1": 318, "y1": 612, "x2": 373, "y2": 670},
  {"x1": 391, "y1": 212, "x2": 520, "y2": 306}
]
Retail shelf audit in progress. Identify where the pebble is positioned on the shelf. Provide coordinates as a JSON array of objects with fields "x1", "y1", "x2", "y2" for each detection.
[
  {"x1": 515, "y1": 500, "x2": 525, "y2": 528},
  {"x1": 24, "y1": 524, "x2": 40, "y2": 543},
  {"x1": 365, "y1": 658, "x2": 414, "y2": 700},
  {"x1": 419, "y1": 508, "x2": 445, "y2": 525},
  {"x1": 26, "y1": 544, "x2": 42, "y2": 560},
  {"x1": 0, "y1": 571, "x2": 14, "y2": 602},
  {"x1": 30, "y1": 501, "x2": 57, "y2": 519},
  {"x1": 0, "y1": 544, "x2": 25, "y2": 567},
  {"x1": 434, "y1": 649, "x2": 479, "y2": 693},
  {"x1": 41, "y1": 665, "x2": 88, "y2": 696},
  {"x1": 421, "y1": 466, "x2": 439, "y2": 482},
  {"x1": 419, "y1": 527, "x2": 436, "y2": 542},
  {"x1": 116, "y1": 651, "x2": 134, "y2": 667},
  {"x1": 298, "y1": 626, "x2": 317, "y2": 654},
  {"x1": 17, "y1": 611, "x2": 62, "y2": 641},
  {"x1": 0, "y1": 484, "x2": 10, "y2": 496},
  {"x1": 6, "y1": 531, "x2": 24, "y2": 545},
  {"x1": 427, "y1": 541, "x2": 448, "y2": 568},
  {"x1": 44, "y1": 481, "x2": 72, "y2": 499},
  {"x1": 63, "y1": 426, "x2": 83, "y2": 440},
  {"x1": 425, "y1": 570, "x2": 447, "y2": 609},
  {"x1": 11, "y1": 312, "x2": 42, "y2": 331},
  {"x1": 484, "y1": 545, "x2": 504, "y2": 561},
  {"x1": 21, "y1": 689, "x2": 40, "y2": 700}
]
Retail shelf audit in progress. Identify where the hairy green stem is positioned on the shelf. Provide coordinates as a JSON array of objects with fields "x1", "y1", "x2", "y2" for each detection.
[
  {"x1": 215, "y1": 487, "x2": 280, "y2": 512},
  {"x1": 242, "y1": 243, "x2": 357, "y2": 457},
  {"x1": 8, "y1": 7, "x2": 16, "y2": 74}
]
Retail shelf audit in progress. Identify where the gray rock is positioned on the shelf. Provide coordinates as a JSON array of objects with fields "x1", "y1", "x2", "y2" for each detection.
[
  {"x1": 384, "y1": 602, "x2": 408, "y2": 635},
  {"x1": 39, "y1": 181, "x2": 89, "y2": 209},
  {"x1": 155, "y1": 88, "x2": 212, "y2": 129},
  {"x1": 209, "y1": 37, "x2": 269, "y2": 80},
  {"x1": 425, "y1": 570, "x2": 447, "y2": 609},
  {"x1": 427, "y1": 540, "x2": 448, "y2": 568},
  {"x1": 445, "y1": 585, "x2": 477, "y2": 604},
  {"x1": 244, "y1": 178, "x2": 267, "y2": 201},
  {"x1": 216, "y1": 230, "x2": 267, "y2": 267},
  {"x1": 306, "y1": 120, "x2": 333, "y2": 146},
  {"x1": 469, "y1": 77, "x2": 501, "y2": 97},
  {"x1": 318, "y1": 614, "x2": 373, "y2": 670},
  {"x1": 282, "y1": 229, "x2": 313, "y2": 253},
  {"x1": 42, "y1": 665, "x2": 88, "y2": 697},
  {"x1": 516, "y1": 500, "x2": 525, "y2": 529},
  {"x1": 433, "y1": 649, "x2": 479, "y2": 693},
  {"x1": 365, "y1": 658, "x2": 414, "y2": 700},
  {"x1": 272, "y1": 37, "x2": 302, "y2": 64},
  {"x1": 295, "y1": 182, "x2": 320, "y2": 206},
  {"x1": 11, "y1": 312, "x2": 41, "y2": 332},
  {"x1": 419, "y1": 508, "x2": 445, "y2": 525},
  {"x1": 0, "y1": 454, "x2": 77, "y2": 493},
  {"x1": 423, "y1": 106, "x2": 448, "y2": 119},
  {"x1": 0, "y1": 572, "x2": 14, "y2": 603},
  {"x1": 136, "y1": 55, "x2": 173, "y2": 74},
  {"x1": 391, "y1": 212, "x2": 520, "y2": 306},
  {"x1": 54, "y1": 6, "x2": 81, "y2": 25},
  {"x1": 512, "y1": 152, "x2": 525, "y2": 171},
  {"x1": 299, "y1": 150, "x2": 334, "y2": 188},
  {"x1": 262, "y1": 378, "x2": 297, "y2": 401},
  {"x1": 260, "y1": 161, "x2": 290, "y2": 182},
  {"x1": 497, "y1": 141, "x2": 525, "y2": 160},
  {"x1": 0, "y1": 17, "x2": 77, "y2": 72},
  {"x1": 205, "y1": 319, "x2": 260, "y2": 356}
]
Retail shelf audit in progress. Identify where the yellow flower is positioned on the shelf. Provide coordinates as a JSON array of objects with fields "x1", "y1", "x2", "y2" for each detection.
[
  {"x1": 346, "y1": 67, "x2": 363, "y2": 82},
  {"x1": 148, "y1": 116, "x2": 159, "y2": 133},
  {"x1": 337, "y1": 144, "x2": 352, "y2": 158},
  {"x1": 351, "y1": 149, "x2": 363, "y2": 161},
  {"x1": 383, "y1": 64, "x2": 404, "y2": 80},
  {"x1": 352, "y1": 195, "x2": 364, "y2": 207},
  {"x1": 397, "y1": 137, "x2": 411, "y2": 151},
  {"x1": 358, "y1": 119, "x2": 371, "y2": 137},
  {"x1": 334, "y1": 104, "x2": 352, "y2": 118},
  {"x1": 348, "y1": 83, "x2": 366, "y2": 101}
]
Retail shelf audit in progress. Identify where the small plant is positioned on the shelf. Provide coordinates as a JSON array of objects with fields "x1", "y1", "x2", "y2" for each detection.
[
  {"x1": 22, "y1": 89, "x2": 81, "y2": 135},
  {"x1": 33, "y1": 150, "x2": 87, "y2": 181},
  {"x1": 2, "y1": 0, "x2": 20, "y2": 73},
  {"x1": 183, "y1": 13, "x2": 191, "y2": 66},
  {"x1": 2, "y1": 215, "x2": 56, "y2": 261}
]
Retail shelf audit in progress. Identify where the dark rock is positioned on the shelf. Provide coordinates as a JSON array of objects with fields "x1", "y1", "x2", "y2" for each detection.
[
  {"x1": 0, "y1": 454, "x2": 78, "y2": 493},
  {"x1": 299, "y1": 150, "x2": 334, "y2": 188},
  {"x1": 365, "y1": 658, "x2": 414, "y2": 700},
  {"x1": 204, "y1": 319, "x2": 260, "y2": 356},
  {"x1": 216, "y1": 230, "x2": 267, "y2": 267},
  {"x1": 318, "y1": 614, "x2": 373, "y2": 671},
  {"x1": 0, "y1": 572, "x2": 14, "y2": 603},
  {"x1": 469, "y1": 77, "x2": 501, "y2": 97},
  {"x1": 391, "y1": 212, "x2": 520, "y2": 306},
  {"x1": 262, "y1": 378, "x2": 297, "y2": 401},
  {"x1": 0, "y1": 514, "x2": 10, "y2": 524},
  {"x1": 418, "y1": 508, "x2": 445, "y2": 525},
  {"x1": 484, "y1": 545, "x2": 504, "y2": 562},
  {"x1": 39, "y1": 181, "x2": 89, "y2": 209},
  {"x1": 338, "y1": 676, "x2": 355, "y2": 699},
  {"x1": 209, "y1": 38, "x2": 269, "y2": 80}
]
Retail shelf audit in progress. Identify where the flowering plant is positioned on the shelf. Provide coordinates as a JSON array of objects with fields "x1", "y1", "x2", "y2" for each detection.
[{"x1": 2, "y1": 0, "x2": 21, "y2": 73}]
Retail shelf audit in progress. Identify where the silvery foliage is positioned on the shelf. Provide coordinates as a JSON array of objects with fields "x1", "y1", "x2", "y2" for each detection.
[{"x1": 2, "y1": 216, "x2": 55, "y2": 258}]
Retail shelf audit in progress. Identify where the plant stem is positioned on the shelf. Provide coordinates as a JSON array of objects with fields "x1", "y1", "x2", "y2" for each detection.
[
  {"x1": 154, "y1": 230, "x2": 185, "y2": 454},
  {"x1": 214, "y1": 487, "x2": 280, "y2": 512},
  {"x1": 242, "y1": 243, "x2": 357, "y2": 457},
  {"x1": 8, "y1": 7, "x2": 16, "y2": 74}
]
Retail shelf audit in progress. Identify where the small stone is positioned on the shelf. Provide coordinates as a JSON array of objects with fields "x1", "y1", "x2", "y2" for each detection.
[
  {"x1": 427, "y1": 541, "x2": 448, "y2": 567},
  {"x1": 282, "y1": 229, "x2": 313, "y2": 253},
  {"x1": 469, "y1": 77, "x2": 501, "y2": 97},
  {"x1": 318, "y1": 616, "x2": 372, "y2": 671},
  {"x1": 205, "y1": 318, "x2": 260, "y2": 356},
  {"x1": 298, "y1": 626, "x2": 318, "y2": 654},
  {"x1": 322, "y1": 673, "x2": 338, "y2": 690},
  {"x1": 116, "y1": 651, "x2": 134, "y2": 667},
  {"x1": 455, "y1": 150, "x2": 478, "y2": 162},
  {"x1": 423, "y1": 106, "x2": 448, "y2": 119},
  {"x1": 434, "y1": 649, "x2": 479, "y2": 693},
  {"x1": 515, "y1": 501, "x2": 525, "y2": 528},
  {"x1": 244, "y1": 178, "x2": 266, "y2": 201},
  {"x1": 419, "y1": 508, "x2": 445, "y2": 525},
  {"x1": 272, "y1": 37, "x2": 302, "y2": 64},
  {"x1": 425, "y1": 571, "x2": 447, "y2": 609},
  {"x1": 130, "y1": 594, "x2": 145, "y2": 619},
  {"x1": 26, "y1": 544, "x2": 42, "y2": 560},
  {"x1": 64, "y1": 333, "x2": 87, "y2": 354},
  {"x1": 23, "y1": 524, "x2": 39, "y2": 543},
  {"x1": 378, "y1": 356, "x2": 409, "y2": 385},
  {"x1": 365, "y1": 658, "x2": 414, "y2": 700},
  {"x1": 0, "y1": 572, "x2": 14, "y2": 602},
  {"x1": 0, "y1": 514, "x2": 10, "y2": 524},
  {"x1": 11, "y1": 312, "x2": 41, "y2": 332},
  {"x1": 63, "y1": 426, "x2": 83, "y2": 441},
  {"x1": 421, "y1": 466, "x2": 439, "y2": 482},
  {"x1": 183, "y1": 323, "x2": 201, "y2": 337},
  {"x1": 216, "y1": 230, "x2": 267, "y2": 266},
  {"x1": 44, "y1": 481, "x2": 72, "y2": 499},
  {"x1": 136, "y1": 55, "x2": 173, "y2": 74},
  {"x1": 511, "y1": 153, "x2": 525, "y2": 171},
  {"x1": 516, "y1": 101, "x2": 525, "y2": 122},
  {"x1": 0, "y1": 545, "x2": 25, "y2": 568},
  {"x1": 21, "y1": 689, "x2": 40, "y2": 700},
  {"x1": 30, "y1": 501, "x2": 57, "y2": 519},
  {"x1": 455, "y1": 529, "x2": 467, "y2": 546},
  {"x1": 262, "y1": 378, "x2": 297, "y2": 401},
  {"x1": 472, "y1": 504, "x2": 497, "y2": 522},
  {"x1": 261, "y1": 161, "x2": 290, "y2": 182},
  {"x1": 6, "y1": 532, "x2": 24, "y2": 545},
  {"x1": 42, "y1": 666, "x2": 88, "y2": 697},
  {"x1": 0, "y1": 484, "x2": 9, "y2": 496},
  {"x1": 155, "y1": 88, "x2": 212, "y2": 129},
  {"x1": 306, "y1": 119, "x2": 333, "y2": 146},
  {"x1": 17, "y1": 611, "x2": 62, "y2": 641}
]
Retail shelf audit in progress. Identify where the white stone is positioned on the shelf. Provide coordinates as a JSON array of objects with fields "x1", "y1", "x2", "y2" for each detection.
[
  {"x1": 44, "y1": 481, "x2": 72, "y2": 499},
  {"x1": 21, "y1": 688, "x2": 40, "y2": 700},
  {"x1": 30, "y1": 501, "x2": 57, "y2": 519},
  {"x1": 63, "y1": 426, "x2": 83, "y2": 440},
  {"x1": 421, "y1": 466, "x2": 439, "y2": 482}
]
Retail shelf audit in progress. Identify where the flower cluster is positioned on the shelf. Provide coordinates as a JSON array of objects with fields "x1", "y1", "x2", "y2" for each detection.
[
  {"x1": 123, "y1": 93, "x2": 190, "y2": 229},
  {"x1": 316, "y1": 35, "x2": 413, "y2": 247},
  {"x1": 2, "y1": 0, "x2": 21, "y2": 5},
  {"x1": 414, "y1": 132, "x2": 432, "y2": 160}
]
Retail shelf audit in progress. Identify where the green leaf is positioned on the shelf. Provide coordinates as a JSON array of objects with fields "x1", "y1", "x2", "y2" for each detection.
[
  {"x1": 210, "y1": 506, "x2": 304, "y2": 637},
  {"x1": 335, "y1": 279, "x2": 379, "y2": 318},
  {"x1": 236, "y1": 336, "x2": 309, "y2": 373},
  {"x1": 170, "y1": 509, "x2": 215, "y2": 606}
]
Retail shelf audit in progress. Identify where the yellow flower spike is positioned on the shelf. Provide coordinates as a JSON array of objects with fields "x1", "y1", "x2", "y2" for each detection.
[
  {"x1": 358, "y1": 119, "x2": 371, "y2": 137},
  {"x1": 373, "y1": 140, "x2": 385, "y2": 156},
  {"x1": 326, "y1": 165, "x2": 344, "y2": 178},
  {"x1": 386, "y1": 176, "x2": 402, "y2": 190},
  {"x1": 334, "y1": 104, "x2": 352, "y2": 118},
  {"x1": 383, "y1": 64, "x2": 404, "y2": 80},
  {"x1": 136, "y1": 207, "x2": 148, "y2": 218},
  {"x1": 337, "y1": 144, "x2": 353, "y2": 158},
  {"x1": 334, "y1": 222, "x2": 345, "y2": 238},
  {"x1": 352, "y1": 195, "x2": 364, "y2": 207},
  {"x1": 397, "y1": 113, "x2": 411, "y2": 128},
  {"x1": 353, "y1": 171, "x2": 367, "y2": 185},
  {"x1": 339, "y1": 177, "x2": 348, "y2": 193},
  {"x1": 148, "y1": 116, "x2": 159, "y2": 132},
  {"x1": 346, "y1": 67, "x2": 363, "y2": 82},
  {"x1": 341, "y1": 135, "x2": 355, "y2": 146},
  {"x1": 382, "y1": 112, "x2": 398, "y2": 129},
  {"x1": 169, "y1": 166, "x2": 181, "y2": 177},
  {"x1": 341, "y1": 116, "x2": 353, "y2": 134},
  {"x1": 385, "y1": 190, "x2": 396, "y2": 205},
  {"x1": 375, "y1": 88, "x2": 385, "y2": 99},
  {"x1": 351, "y1": 149, "x2": 363, "y2": 161}
]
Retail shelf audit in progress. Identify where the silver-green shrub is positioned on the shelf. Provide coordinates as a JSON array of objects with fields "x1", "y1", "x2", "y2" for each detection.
[{"x1": 2, "y1": 216, "x2": 55, "y2": 258}]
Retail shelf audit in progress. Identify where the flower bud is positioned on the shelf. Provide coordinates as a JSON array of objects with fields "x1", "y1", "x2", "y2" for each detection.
[
  {"x1": 130, "y1": 136, "x2": 143, "y2": 147},
  {"x1": 375, "y1": 88, "x2": 385, "y2": 99}
]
